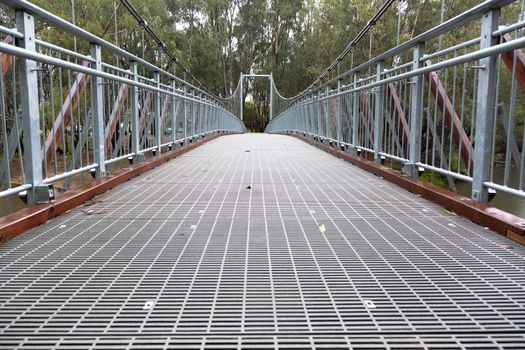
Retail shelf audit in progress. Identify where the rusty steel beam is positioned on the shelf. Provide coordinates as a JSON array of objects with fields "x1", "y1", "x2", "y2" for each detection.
[
  {"x1": 500, "y1": 33, "x2": 525, "y2": 91},
  {"x1": 424, "y1": 60, "x2": 474, "y2": 173},
  {"x1": 160, "y1": 93, "x2": 170, "y2": 129},
  {"x1": 386, "y1": 81, "x2": 410, "y2": 140},
  {"x1": 1, "y1": 36, "x2": 13, "y2": 77},
  {"x1": 359, "y1": 91, "x2": 375, "y2": 145},
  {"x1": 343, "y1": 94, "x2": 352, "y2": 141},
  {"x1": 105, "y1": 84, "x2": 130, "y2": 149},
  {"x1": 42, "y1": 61, "x2": 91, "y2": 166},
  {"x1": 139, "y1": 91, "x2": 153, "y2": 134}
]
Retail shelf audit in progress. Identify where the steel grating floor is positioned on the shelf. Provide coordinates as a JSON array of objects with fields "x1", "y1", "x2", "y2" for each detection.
[{"x1": 0, "y1": 133, "x2": 524, "y2": 349}]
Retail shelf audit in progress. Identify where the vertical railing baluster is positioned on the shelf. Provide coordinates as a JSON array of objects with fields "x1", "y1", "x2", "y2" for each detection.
[
  {"x1": 269, "y1": 73, "x2": 273, "y2": 121},
  {"x1": 171, "y1": 78, "x2": 177, "y2": 147},
  {"x1": 324, "y1": 87, "x2": 329, "y2": 142},
  {"x1": 317, "y1": 93, "x2": 321, "y2": 139},
  {"x1": 337, "y1": 80, "x2": 342, "y2": 148},
  {"x1": 16, "y1": 11, "x2": 48, "y2": 203},
  {"x1": 90, "y1": 43, "x2": 106, "y2": 179},
  {"x1": 130, "y1": 61, "x2": 143, "y2": 162},
  {"x1": 472, "y1": 9, "x2": 500, "y2": 203},
  {"x1": 404, "y1": 43, "x2": 425, "y2": 177},
  {"x1": 351, "y1": 75, "x2": 359, "y2": 154},
  {"x1": 240, "y1": 73, "x2": 243, "y2": 121},
  {"x1": 183, "y1": 85, "x2": 187, "y2": 144},
  {"x1": 191, "y1": 89, "x2": 196, "y2": 140},
  {"x1": 154, "y1": 72, "x2": 161, "y2": 155},
  {"x1": 374, "y1": 61, "x2": 384, "y2": 163}
]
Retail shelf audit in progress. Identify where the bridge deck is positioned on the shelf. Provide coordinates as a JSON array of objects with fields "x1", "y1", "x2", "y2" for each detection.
[{"x1": 0, "y1": 134, "x2": 524, "y2": 349}]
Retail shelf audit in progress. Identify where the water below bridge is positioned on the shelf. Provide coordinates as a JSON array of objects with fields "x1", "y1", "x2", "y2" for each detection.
[{"x1": 0, "y1": 134, "x2": 524, "y2": 349}]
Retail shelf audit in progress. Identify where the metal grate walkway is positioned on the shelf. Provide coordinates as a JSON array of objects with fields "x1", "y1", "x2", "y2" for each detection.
[{"x1": 0, "y1": 134, "x2": 524, "y2": 349}]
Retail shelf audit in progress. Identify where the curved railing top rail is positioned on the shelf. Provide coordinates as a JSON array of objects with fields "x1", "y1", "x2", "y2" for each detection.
[
  {"x1": 1, "y1": 0, "x2": 240, "y2": 112},
  {"x1": 0, "y1": 0, "x2": 245, "y2": 212},
  {"x1": 269, "y1": 0, "x2": 519, "y2": 119},
  {"x1": 265, "y1": 0, "x2": 525, "y2": 213}
]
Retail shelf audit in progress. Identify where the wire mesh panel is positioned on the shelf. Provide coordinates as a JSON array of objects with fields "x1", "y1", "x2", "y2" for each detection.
[{"x1": 0, "y1": 134, "x2": 524, "y2": 349}]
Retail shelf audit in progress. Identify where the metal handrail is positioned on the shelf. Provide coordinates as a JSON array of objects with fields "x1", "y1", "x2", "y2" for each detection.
[
  {"x1": 2, "y1": 0, "x2": 234, "y2": 105},
  {"x1": 0, "y1": 2, "x2": 245, "y2": 207},
  {"x1": 267, "y1": 0, "x2": 525, "y2": 209}
]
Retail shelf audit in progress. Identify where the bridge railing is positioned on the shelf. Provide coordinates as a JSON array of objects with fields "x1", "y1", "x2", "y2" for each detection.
[
  {"x1": 266, "y1": 0, "x2": 525, "y2": 206},
  {"x1": 0, "y1": 0, "x2": 245, "y2": 209}
]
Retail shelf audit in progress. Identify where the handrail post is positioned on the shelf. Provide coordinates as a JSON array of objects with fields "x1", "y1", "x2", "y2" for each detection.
[
  {"x1": 240, "y1": 73, "x2": 243, "y2": 121},
  {"x1": 195, "y1": 94, "x2": 200, "y2": 136},
  {"x1": 351, "y1": 74, "x2": 359, "y2": 155},
  {"x1": 183, "y1": 85, "x2": 187, "y2": 144},
  {"x1": 301, "y1": 104, "x2": 305, "y2": 134},
  {"x1": 307, "y1": 97, "x2": 312, "y2": 137},
  {"x1": 316, "y1": 92, "x2": 321, "y2": 139},
  {"x1": 295, "y1": 106, "x2": 304, "y2": 133},
  {"x1": 472, "y1": 9, "x2": 500, "y2": 203},
  {"x1": 198, "y1": 94, "x2": 203, "y2": 136},
  {"x1": 324, "y1": 86, "x2": 329, "y2": 142},
  {"x1": 374, "y1": 61, "x2": 384, "y2": 163},
  {"x1": 203, "y1": 97, "x2": 208, "y2": 135},
  {"x1": 16, "y1": 11, "x2": 50, "y2": 203},
  {"x1": 293, "y1": 103, "x2": 296, "y2": 132},
  {"x1": 191, "y1": 89, "x2": 196, "y2": 140},
  {"x1": 202, "y1": 94, "x2": 206, "y2": 136},
  {"x1": 171, "y1": 78, "x2": 178, "y2": 147},
  {"x1": 154, "y1": 72, "x2": 161, "y2": 155},
  {"x1": 337, "y1": 79, "x2": 342, "y2": 148},
  {"x1": 403, "y1": 43, "x2": 425, "y2": 177},
  {"x1": 90, "y1": 43, "x2": 106, "y2": 179},
  {"x1": 129, "y1": 61, "x2": 143, "y2": 162},
  {"x1": 269, "y1": 73, "x2": 273, "y2": 121},
  {"x1": 214, "y1": 105, "x2": 218, "y2": 132}
]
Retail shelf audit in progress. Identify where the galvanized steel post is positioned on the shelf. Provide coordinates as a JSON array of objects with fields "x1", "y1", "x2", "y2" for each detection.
[
  {"x1": 154, "y1": 72, "x2": 161, "y2": 155},
  {"x1": 129, "y1": 61, "x2": 142, "y2": 160},
  {"x1": 16, "y1": 11, "x2": 48, "y2": 203},
  {"x1": 183, "y1": 85, "x2": 187, "y2": 143},
  {"x1": 191, "y1": 89, "x2": 196, "y2": 140},
  {"x1": 404, "y1": 43, "x2": 425, "y2": 177},
  {"x1": 317, "y1": 93, "x2": 321, "y2": 138},
  {"x1": 324, "y1": 87, "x2": 329, "y2": 141},
  {"x1": 171, "y1": 78, "x2": 177, "y2": 145},
  {"x1": 351, "y1": 75, "x2": 359, "y2": 153},
  {"x1": 269, "y1": 73, "x2": 274, "y2": 121},
  {"x1": 89, "y1": 43, "x2": 106, "y2": 179},
  {"x1": 472, "y1": 9, "x2": 500, "y2": 203},
  {"x1": 240, "y1": 73, "x2": 243, "y2": 121},
  {"x1": 337, "y1": 80, "x2": 342, "y2": 148},
  {"x1": 374, "y1": 61, "x2": 384, "y2": 163}
]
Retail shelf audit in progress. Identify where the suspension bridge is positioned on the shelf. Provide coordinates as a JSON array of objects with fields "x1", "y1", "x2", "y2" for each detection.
[{"x1": 0, "y1": 0, "x2": 525, "y2": 348}]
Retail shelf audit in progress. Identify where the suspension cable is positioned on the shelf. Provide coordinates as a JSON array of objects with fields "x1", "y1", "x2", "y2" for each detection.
[
  {"x1": 304, "y1": 0, "x2": 396, "y2": 92},
  {"x1": 118, "y1": 0, "x2": 211, "y2": 94}
]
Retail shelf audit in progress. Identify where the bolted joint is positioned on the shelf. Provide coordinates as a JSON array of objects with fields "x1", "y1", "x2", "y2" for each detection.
[
  {"x1": 128, "y1": 153, "x2": 146, "y2": 165},
  {"x1": 471, "y1": 187, "x2": 496, "y2": 202},
  {"x1": 19, "y1": 184, "x2": 56, "y2": 204},
  {"x1": 402, "y1": 163, "x2": 424, "y2": 177},
  {"x1": 35, "y1": 184, "x2": 55, "y2": 203},
  {"x1": 347, "y1": 146, "x2": 359, "y2": 156}
]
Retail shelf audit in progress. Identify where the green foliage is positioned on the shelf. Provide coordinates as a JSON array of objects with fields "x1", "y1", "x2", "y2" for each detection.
[
  {"x1": 1, "y1": 0, "x2": 522, "y2": 136},
  {"x1": 420, "y1": 170, "x2": 448, "y2": 189}
]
